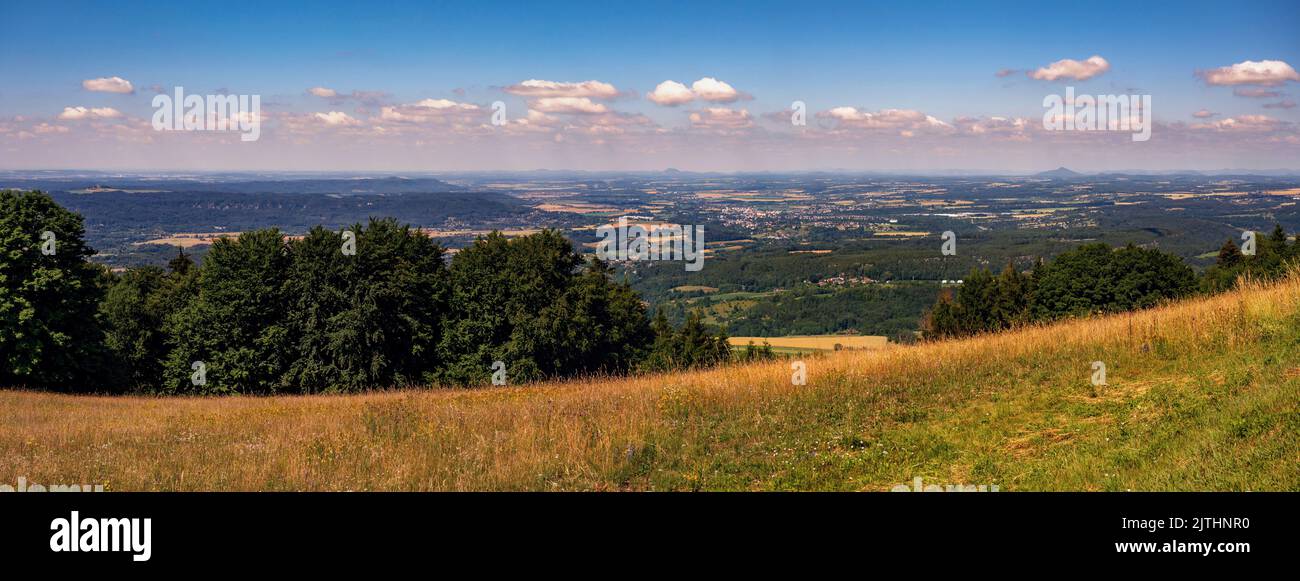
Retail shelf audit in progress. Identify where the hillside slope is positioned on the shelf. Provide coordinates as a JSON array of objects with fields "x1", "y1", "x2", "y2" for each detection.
[{"x1": 2, "y1": 274, "x2": 1298, "y2": 491}]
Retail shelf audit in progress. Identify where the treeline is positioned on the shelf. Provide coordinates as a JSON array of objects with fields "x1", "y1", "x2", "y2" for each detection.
[
  {"x1": 712, "y1": 284, "x2": 936, "y2": 342},
  {"x1": 1, "y1": 190, "x2": 731, "y2": 394},
  {"x1": 923, "y1": 232, "x2": 1297, "y2": 339},
  {"x1": 1202, "y1": 225, "x2": 1297, "y2": 292},
  {"x1": 7, "y1": 189, "x2": 1295, "y2": 393}
]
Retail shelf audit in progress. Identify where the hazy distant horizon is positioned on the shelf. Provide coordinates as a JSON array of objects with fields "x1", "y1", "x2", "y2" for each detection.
[{"x1": 4, "y1": 166, "x2": 1300, "y2": 178}]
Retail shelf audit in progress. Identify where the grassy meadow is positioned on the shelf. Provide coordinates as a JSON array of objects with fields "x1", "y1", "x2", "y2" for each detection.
[{"x1": 2, "y1": 274, "x2": 1298, "y2": 491}]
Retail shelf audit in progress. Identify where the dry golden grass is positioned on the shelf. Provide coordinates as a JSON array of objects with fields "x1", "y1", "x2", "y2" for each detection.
[
  {"x1": 534, "y1": 203, "x2": 619, "y2": 214},
  {"x1": 728, "y1": 335, "x2": 888, "y2": 351},
  {"x1": 873, "y1": 231, "x2": 930, "y2": 237},
  {"x1": 136, "y1": 232, "x2": 242, "y2": 248},
  {"x1": 418, "y1": 228, "x2": 541, "y2": 238},
  {"x1": 139, "y1": 232, "x2": 309, "y2": 248},
  {"x1": 3, "y1": 274, "x2": 1298, "y2": 491}
]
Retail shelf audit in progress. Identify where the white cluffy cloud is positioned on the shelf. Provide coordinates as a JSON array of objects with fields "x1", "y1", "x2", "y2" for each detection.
[
  {"x1": 1198, "y1": 60, "x2": 1300, "y2": 86},
  {"x1": 308, "y1": 87, "x2": 338, "y2": 98},
  {"x1": 648, "y1": 77, "x2": 742, "y2": 105},
  {"x1": 1190, "y1": 114, "x2": 1285, "y2": 132},
  {"x1": 1028, "y1": 55, "x2": 1110, "y2": 81},
  {"x1": 314, "y1": 111, "x2": 361, "y2": 126},
  {"x1": 504, "y1": 79, "x2": 619, "y2": 99},
  {"x1": 531, "y1": 97, "x2": 609, "y2": 114},
  {"x1": 379, "y1": 98, "x2": 480, "y2": 124},
  {"x1": 689, "y1": 77, "x2": 741, "y2": 102},
  {"x1": 82, "y1": 76, "x2": 134, "y2": 94},
  {"x1": 647, "y1": 80, "x2": 694, "y2": 105},
  {"x1": 409, "y1": 98, "x2": 478, "y2": 110},
  {"x1": 689, "y1": 107, "x2": 752, "y2": 129},
  {"x1": 820, "y1": 107, "x2": 950, "y2": 133},
  {"x1": 58, "y1": 106, "x2": 123, "y2": 120}
]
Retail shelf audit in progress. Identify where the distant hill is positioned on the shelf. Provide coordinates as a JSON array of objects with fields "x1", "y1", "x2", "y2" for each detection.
[{"x1": 1035, "y1": 166, "x2": 1084, "y2": 178}]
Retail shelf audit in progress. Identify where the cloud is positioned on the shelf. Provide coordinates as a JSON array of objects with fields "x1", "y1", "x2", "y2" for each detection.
[
  {"x1": 951, "y1": 116, "x2": 1030, "y2": 140},
  {"x1": 504, "y1": 79, "x2": 619, "y2": 99},
  {"x1": 307, "y1": 87, "x2": 390, "y2": 107},
  {"x1": 530, "y1": 97, "x2": 609, "y2": 114},
  {"x1": 58, "y1": 106, "x2": 123, "y2": 120},
  {"x1": 647, "y1": 77, "x2": 745, "y2": 106},
  {"x1": 688, "y1": 107, "x2": 752, "y2": 129},
  {"x1": 691, "y1": 77, "x2": 741, "y2": 102},
  {"x1": 345, "y1": 90, "x2": 391, "y2": 106},
  {"x1": 514, "y1": 109, "x2": 562, "y2": 128},
  {"x1": 566, "y1": 111, "x2": 658, "y2": 137},
  {"x1": 1199, "y1": 60, "x2": 1300, "y2": 86},
  {"x1": 1190, "y1": 114, "x2": 1285, "y2": 132},
  {"x1": 81, "y1": 76, "x2": 134, "y2": 94},
  {"x1": 647, "y1": 80, "x2": 694, "y2": 106},
  {"x1": 1028, "y1": 55, "x2": 1110, "y2": 81},
  {"x1": 994, "y1": 68, "x2": 1018, "y2": 78},
  {"x1": 410, "y1": 98, "x2": 478, "y2": 110},
  {"x1": 34, "y1": 123, "x2": 69, "y2": 134},
  {"x1": 1192, "y1": 109, "x2": 1217, "y2": 119},
  {"x1": 1233, "y1": 87, "x2": 1283, "y2": 98},
  {"x1": 377, "y1": 98, "x2": 482, "y2": 126},
  {"x1": 314, "y1": 111, "x2": 361, "y2": 126},
  {"x1": 819, "y1": 107, "x2": 950, "y2": 135},
  {"x1": 1263, "y1": 100, "x2": 1297, "y2": 110}
]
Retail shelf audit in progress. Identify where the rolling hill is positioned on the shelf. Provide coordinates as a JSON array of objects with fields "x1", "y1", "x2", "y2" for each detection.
[{"x1": 2, "y1": 272, "x2": 1297, "y2": 491}]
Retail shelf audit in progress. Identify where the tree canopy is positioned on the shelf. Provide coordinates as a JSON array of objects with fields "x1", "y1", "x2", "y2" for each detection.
[
  {"x1": 2, "y1": 193, "x2": 731, "y2": 393},
  {"x1": 924, "y1": 243, "x2": 1198, "y2": 339}
]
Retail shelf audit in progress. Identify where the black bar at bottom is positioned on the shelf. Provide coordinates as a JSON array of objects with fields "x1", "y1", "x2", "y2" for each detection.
[{"x1": 2, "y1": 492, "x2": 1286, "y2": 571}]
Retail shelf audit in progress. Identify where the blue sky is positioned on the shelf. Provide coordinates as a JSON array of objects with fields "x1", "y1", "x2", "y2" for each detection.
[{"x1": 2, "y1": 0, "x2": 1298, "y2": 171}]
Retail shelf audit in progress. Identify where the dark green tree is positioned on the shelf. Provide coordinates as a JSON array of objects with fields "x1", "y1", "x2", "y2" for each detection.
[
  {"x1": 504, "y1": 259, "x2": 650, "y2": 381},
  {"x1": 1032, "y1": 243, "x2": 1194, "y2": 318},
  {"x1": 737, "y1": 340, "x2": 776, "y2": 362},
  {"x1": 924, "y1": 245, "x2": 1194, "y2": 339},
  {"x1": 1202, "y1": 225, "x2": 1295, "y2": 292},
  {"x1": 282, "y1": 219, "x2": 448, "y2": 392},
  {"x1": 642, "y1": 308, "x2": 679, "y2": 371},
  {"x1": 0, "y1": 190, "x2": 108, "y2": 388},
  {"x1": 1217, "y1": 238, "x2": 1244, "y2": 269},
  {"x1": 100, "y1": 266, "x2": 166, "y2": 390},
  {"x1": 644, "y1": 311, "x2": 730, "y2": 370},
  {"x1": 162, "y1": 229, "x2": 292, "y2": 394},
  {"x1": 920, "y1": 289, "x2": 961, "y2": 339},
  {"x1": 439, "y1": 231, "x2": 577, "y2": 384}
]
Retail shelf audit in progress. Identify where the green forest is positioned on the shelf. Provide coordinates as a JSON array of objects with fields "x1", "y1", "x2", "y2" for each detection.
[
  {"x1": 1, "y1": 190, "x2": 731, "y2": 394},
  {"x1": 922, "y1": 227, "x2": 1298, "y2": 339},
  {"x1": 2, "y1": 189, "x2": 1294, "y2": 394}
]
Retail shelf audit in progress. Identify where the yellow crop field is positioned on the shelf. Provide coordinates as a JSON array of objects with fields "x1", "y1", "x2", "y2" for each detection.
[{"x1": 728, "y1": 335, "x2": 889, "y2": 351}]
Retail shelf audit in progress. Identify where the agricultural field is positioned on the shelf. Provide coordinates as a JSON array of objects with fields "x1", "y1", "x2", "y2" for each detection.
[{"x1": 728, "y1": 335, "x2": 889, "y2": 354}]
